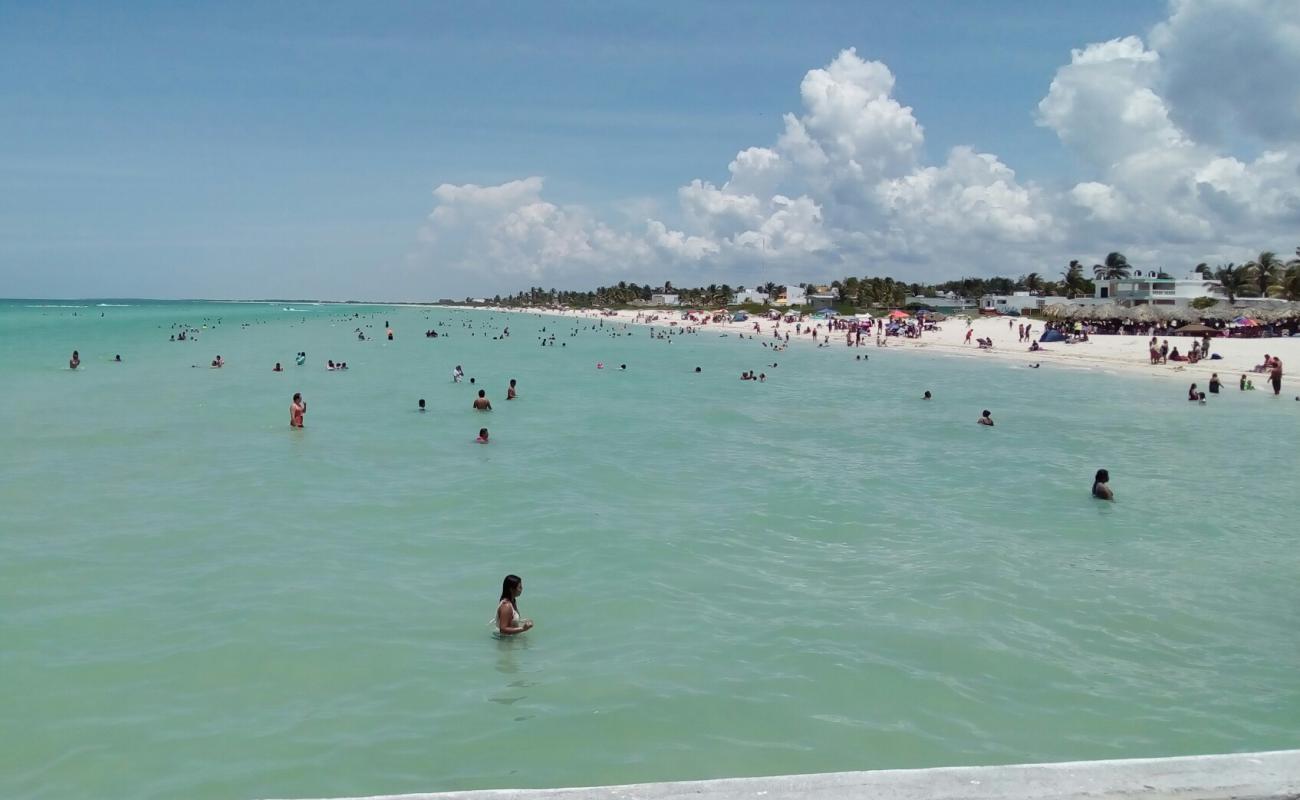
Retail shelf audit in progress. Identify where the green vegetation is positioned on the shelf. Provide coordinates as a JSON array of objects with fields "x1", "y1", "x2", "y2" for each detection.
[{"x1": 490, "y1": 247, "x2": 1300, "y2": 308}]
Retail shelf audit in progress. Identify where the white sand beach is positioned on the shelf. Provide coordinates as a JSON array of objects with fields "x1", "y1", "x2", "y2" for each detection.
[{"x1": 481, "y1": 305, "x2": 1296, "y2": 392}]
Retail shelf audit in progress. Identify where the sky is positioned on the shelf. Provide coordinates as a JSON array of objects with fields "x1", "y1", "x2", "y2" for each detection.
[{"x1": 2, "y1": 0, "x2": 1299, "y2": 301}]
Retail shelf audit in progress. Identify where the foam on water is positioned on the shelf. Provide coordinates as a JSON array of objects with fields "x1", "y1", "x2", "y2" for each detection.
[{"x1": 0, "y1": 300, "x2": 1297, "y2": 800}]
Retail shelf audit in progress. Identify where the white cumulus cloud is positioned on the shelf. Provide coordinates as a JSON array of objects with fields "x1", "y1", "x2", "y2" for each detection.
[{"x1": 415, "y1": 1, "x2": 1300, "y2": 296}]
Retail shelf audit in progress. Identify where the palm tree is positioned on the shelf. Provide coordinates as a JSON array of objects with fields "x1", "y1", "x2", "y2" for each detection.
[
  {"x1": 1245, "y1": 251, "x2": 1283, "y2": 297},
  {"x1": 1024, "y1": 272, "x2": 1042, "y2": 293},
  {"x1": 1061, "y1": 260, "x2": 1087, "y2": 298},
  {"x1": 1093, "y1": 252, "x2": 1132, "y2": 280},
  {"x1": 1210, "y1": 263, "x2": 1251, "y2": 304},
  {"x1": 1271, "y1": 263, "x2": 1300, "y2": 301}
]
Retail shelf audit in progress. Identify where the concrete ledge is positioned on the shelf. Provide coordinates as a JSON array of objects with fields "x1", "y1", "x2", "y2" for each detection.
[{"x1": 279, "y1": 749, "x2": 1300, "y2": 800}]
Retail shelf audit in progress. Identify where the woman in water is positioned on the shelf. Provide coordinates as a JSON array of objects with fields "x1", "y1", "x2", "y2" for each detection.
[
  {"x1": 1092, "y1": 469, "x2": 1114, "y2": 501},
  {"x1": 290, "y1": 392, "x2": 306, "y2": 428},
  {"x1": 495, "y1": 574, "x2": 532, "y2": 635},
  {"x1": 69, "y1": 350, "x2": 80, "y2": 369}
]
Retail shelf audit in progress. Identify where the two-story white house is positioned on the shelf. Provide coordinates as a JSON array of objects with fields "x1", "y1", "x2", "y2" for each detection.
[{"x1": 1093, "y1": 271, "x2": 1219, "y2": 307}]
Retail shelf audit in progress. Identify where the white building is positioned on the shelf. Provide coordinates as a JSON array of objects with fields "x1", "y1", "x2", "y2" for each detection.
[
  {"x1": 906, "y1": 293, "x2": 975, "y2": 311},
  {"x1": 776, "y1": 285, "x2": 806, "y2": 306},
  {"x1": 731, "y1": 289, "x2": 770, "y2": 305},
  {"x1": 649, "y1": 293, "x2": 680, "y2": 306},
  {"x1": 977, "y1": 290, "x2": 1086, "y2": 310},
  {"x1": 1092, "y1": 271, "x2": 1218, "y2": 307}
]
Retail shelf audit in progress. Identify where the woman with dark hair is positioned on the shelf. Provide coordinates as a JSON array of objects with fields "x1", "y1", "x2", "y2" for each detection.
[
  {"x1": 1092, "y1": 469, "x2": 1113, "y2": 501},
  {"x1": 495, "y1": 574, "x2": 532, "y2": 636}
]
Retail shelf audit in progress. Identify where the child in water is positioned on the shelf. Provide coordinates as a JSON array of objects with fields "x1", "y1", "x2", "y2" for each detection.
[{"x1": 476, "y1": 427, "x2": 489, "y2": 444}]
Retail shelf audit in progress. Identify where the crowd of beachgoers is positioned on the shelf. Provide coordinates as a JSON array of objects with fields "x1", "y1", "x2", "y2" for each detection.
[{"x1": 479, "y1": 304, "x2": 1294, "y2": 395}]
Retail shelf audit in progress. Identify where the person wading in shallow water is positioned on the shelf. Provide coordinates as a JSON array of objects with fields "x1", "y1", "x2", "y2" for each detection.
[
  {"x1": 494, "y1": 574, "x2": 532, "y2": 635},
  {"x1": 290, "y1": 393, "x2": 306, "y2": 428},
  {"x1": 1092, "y1": 469, "x2": 1114, "y2": 501}
]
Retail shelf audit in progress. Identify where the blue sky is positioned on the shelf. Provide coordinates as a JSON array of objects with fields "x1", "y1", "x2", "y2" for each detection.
[{"x1": 3, "y1": 1, "x2": 1297, "y2": 300}]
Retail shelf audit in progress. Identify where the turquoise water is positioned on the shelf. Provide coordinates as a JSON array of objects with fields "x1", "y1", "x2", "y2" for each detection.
[{"x1": 1, "y1": 299, "x2": 1297, "y2": 800}]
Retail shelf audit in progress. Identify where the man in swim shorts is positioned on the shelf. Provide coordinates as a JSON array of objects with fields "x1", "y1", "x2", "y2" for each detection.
[{"x1": 473, "y1": 390, "x2": 492, "y2": 411}]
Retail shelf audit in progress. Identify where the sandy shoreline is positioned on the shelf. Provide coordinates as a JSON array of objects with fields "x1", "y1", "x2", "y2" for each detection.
[{"x1": 459, "y1": 304, "x2": 1295, "y2": 392}]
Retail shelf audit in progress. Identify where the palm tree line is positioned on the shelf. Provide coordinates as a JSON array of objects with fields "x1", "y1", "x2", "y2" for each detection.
[{"x1": 489, "y1": 248, "x2": 1300, "y2": 308}]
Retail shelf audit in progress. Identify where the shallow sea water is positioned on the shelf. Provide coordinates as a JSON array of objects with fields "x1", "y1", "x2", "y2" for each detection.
[{"x1": 1, "y1": 300, "x2": 1297, "y2": 800}]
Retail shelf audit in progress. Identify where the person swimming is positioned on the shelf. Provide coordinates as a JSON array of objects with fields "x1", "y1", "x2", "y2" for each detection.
[
  {"x1": 476, "y1": 427, "x2": 489, "y2": 444},
  {"x1": 494, "y1": 574, "x2": 532, "y2": 635},
  {"x1": 923, "y1": 390, "x2": 931, "y2": 400},
  {"x1": 473, "y1": 389, "x2": 492, "y2": 410},
  {"x1": 69, "y1": 350, "x2": 80, "y2": 370},
  {"x1": 418, "y1": 398, "x2": 426, "y2": 412},
  {"x1": 273, "y1": 362, "x2": 282, "y2": 372},
  {"x1": 1092, "y1": 469, "x2": 1114, "y2": 501},
  {"x1": 977, "y1": 409, "x2": 994, "y2": 426}
]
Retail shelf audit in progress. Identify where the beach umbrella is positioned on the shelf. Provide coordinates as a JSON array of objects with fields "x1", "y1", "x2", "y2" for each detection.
[{"x1": 889, "y1": 309, "x2": 910, "y2": 319}]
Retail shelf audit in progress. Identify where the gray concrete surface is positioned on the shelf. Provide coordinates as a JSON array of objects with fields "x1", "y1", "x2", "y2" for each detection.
[{"x1": 279, "y1": 749, "x2": 1300, "y2": 800}]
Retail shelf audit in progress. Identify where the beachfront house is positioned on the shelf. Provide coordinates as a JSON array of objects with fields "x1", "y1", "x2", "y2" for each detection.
[
  {"x1": 775, "y1": 285, "x2": 807, "y2": 306},
  {"x1": 809, "y1": 292, "x2": 839, "y2": 311},
  {"x1": 650, "y1": 293, "x2": 681, "y2": 306},
  {"x1": 1092, "y1": 272, "x2": 1220, "y2": 308},
  {"x1": 979, "y1": 292, "x2": 1105, "y2": 314},
  {"x1": 905, "y1": 292, "x2": 975, "y2": 312},
  {"x1": 731, "y1": 289, "x2": 770, "y2": 305}
]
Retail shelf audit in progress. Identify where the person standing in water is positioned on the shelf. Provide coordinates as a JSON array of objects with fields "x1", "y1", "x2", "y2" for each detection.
[
  {"x1": 495, "y1": 574, "x2": 532, "y2": 635},
  {"x1": 69, "y1": 350, "x2": 80, "y2": 369},
  {"x1": 290, "y1": 393, "x2": 306, "y2": 428},
  {"x1": 977, "y1": 409, "x2": 994, "y2": 426},
  {"x1": 1092, "y1": 469, "x2": 1114, "y2": 501},
  {"x1": 473, "y1": 389, "x2": 492, "y2": 410},
  {"x1": 507, "y1": 379, "x2": 517, "y2": 400}
]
